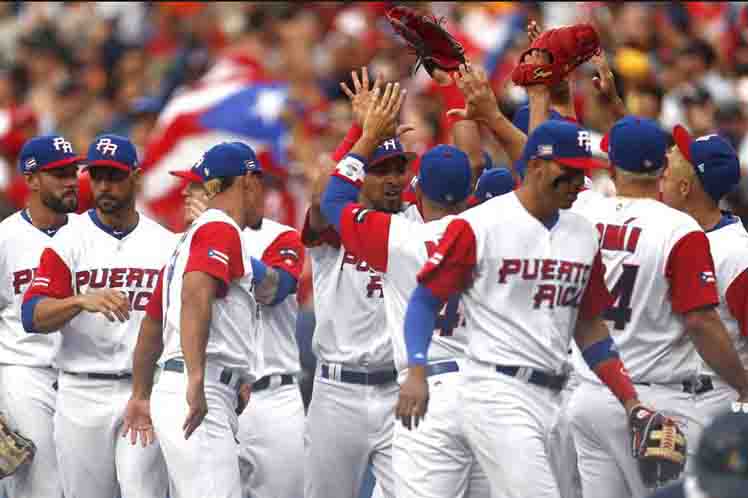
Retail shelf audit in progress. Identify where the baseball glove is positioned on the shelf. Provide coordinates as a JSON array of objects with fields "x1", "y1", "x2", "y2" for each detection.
[
  {"x1": 511, "y1": 24, "x2": 600, "y2": 87},
  {"x1": 629, "y1": 405, "x2": 687, "y2": 488},
  {"x1": 0, "y1": 414, "x2": 35, "y2": 479},
  {"x1": 385, "y1": 5, "x2": 466, "y2": 77}
]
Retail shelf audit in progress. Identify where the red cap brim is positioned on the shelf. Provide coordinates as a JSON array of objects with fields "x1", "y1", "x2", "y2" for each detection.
[
  {"x1": 556, "y1": 157, "x2": 605, "y2": 170},
  {"x1": 37, "y1": 156, "x2": 83, "y2": 171},
  {"x1": 600, "y1": 133, "x2": 610, "y2": 153},
  {"x1": 84, "y1": 160, "x2": 133, "y2": 173},
  {"x1": 169, "y1": 169, "x2": 204, "y2": 183},
  {"x1": 672, "y1": 125, "x2": 693, "y2": 163}
]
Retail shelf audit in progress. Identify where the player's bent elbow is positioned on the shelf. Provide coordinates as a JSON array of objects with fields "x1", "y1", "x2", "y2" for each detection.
[{"x1": 21, "y1": 296, "x2": 50, "y2": 334}]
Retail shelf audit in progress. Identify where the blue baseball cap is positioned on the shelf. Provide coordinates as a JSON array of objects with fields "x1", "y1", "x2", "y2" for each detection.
[
  {"x1": 673, "y1": 125, "x2": 741, "y2": 203},
  {"x1": 600, "y1": 116, "x2": 667, "y2": 173},
  {"x1": 171, "y1": 142, "x2": 261, "y2": 184},
  {"x1": 520, "y1": 121, "x2": 599, "y2": 170},
  {"x1": 417, "y1": 145, "x2": 471, "y2": 205},
  {"x1": 469, "y1": 167, "x2": 515, "y2": 206},
  {"x1": 512, "y1": 104, "x2": 565, "y2": 135},
  {"x1": 18, "y1": 135, "x2": 81, "y2": 174},
  {"x1": 368, "y1": 137, "x2": 417, "y2": 170},
  {"x1": 86, "y1": 134, "x2": 139, "y2": 172}
]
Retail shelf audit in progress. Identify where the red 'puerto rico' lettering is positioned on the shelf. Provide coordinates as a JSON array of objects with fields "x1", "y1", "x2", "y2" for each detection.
[
  {"x1": 75, "y1": 267, "x2": 161, "y2": 294},
  {"x1": 596, "y1": 221, "x2": 642, "y2": 253},
  {"x1": 12, "y1": 269, "x2": 35, "y2": 295},
  {"x1": 498, "y1": 258, "x2": 590, "y2": 284},
  {"x1": 341, "y1": 251, "x2": 384, "y2": 298}
]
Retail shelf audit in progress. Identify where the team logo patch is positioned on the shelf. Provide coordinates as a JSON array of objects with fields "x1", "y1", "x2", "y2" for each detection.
[
  {"x1": 533, "y1": 67, "x2": 552, "y2": 79},
  {"x1": 52, "y1": 137, "x2": 73, "y2": 153},
  {"x1": 537, "y1": 144, "x2": 553, "y2": 156},
  {"x1": 354, "y1": 208, "x2": 372, "y2": 224},
  {"x1": 95, "y1": 138, "x2": 118, "y2": 156},
  {"x1": 208, "y1": 248, "x2": 229, "y2": 266},
  {"x1": 577, "y1": 130, "x2": 592, "y2": 152},
  {"x1": 279, "y1": 248, "x2": 299, "y2": 262},
  {"x1": 699, "y1": 271, "x2": 716, "y2": 284},
  {"x1": 24, "y1": 157, "x2": 37, "y2": 171}
]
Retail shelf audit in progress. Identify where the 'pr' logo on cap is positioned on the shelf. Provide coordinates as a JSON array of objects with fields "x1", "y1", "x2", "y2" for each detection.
[
  {"x1": 52, "y1": 137, "x2": 73, "y2": 153},
  {"x1": 577, "y1": 131, "x2": 592, "y2": 152},
  {"x1": 96, "y1": 138, "x2": 118, "y2": 156}
]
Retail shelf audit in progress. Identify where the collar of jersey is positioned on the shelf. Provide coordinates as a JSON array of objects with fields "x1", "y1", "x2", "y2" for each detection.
[
  {"x1": 88, "y1": 209, "x2": 139, "y2": 240},
  {"x1": 707, "y1": 211, "x2": 740, "y2": 233},
  {"x1": 21, "y1": 209, "x2": 67, "y2": 238}
]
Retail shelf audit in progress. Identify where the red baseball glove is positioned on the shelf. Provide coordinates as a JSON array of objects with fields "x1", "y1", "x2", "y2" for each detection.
[
  {"x1": 386, "y1": 5, "x2": 466, "y2": 77},
  {"x1": 511, "y1": 24, "x2": 600, "y2": 87}
]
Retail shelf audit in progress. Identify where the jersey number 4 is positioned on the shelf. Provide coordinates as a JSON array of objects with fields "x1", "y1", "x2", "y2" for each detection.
[
  {"x1": 603, "y1": 264, "x2": 639, "y2": 330},
  {"x1": 425, "y1": 240, "x2": 462, "y2": 336}
]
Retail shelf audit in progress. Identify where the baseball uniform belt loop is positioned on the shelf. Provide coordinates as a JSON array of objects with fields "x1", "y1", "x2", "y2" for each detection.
[
  {"x1": 252, "y1": 374, "x2": 296, "y2": 392},
  {"x1": 495, "y1": 365, "x2": 567, "y2": 391},
  {"x1": 163, "y1": 359, "x2": 239, "y2": 388},
  {"x1": 62, "y1": 371, "x2": 132, "y2": 381},
  {"x1": 635, "y1": 375, "x2": 714, "y2": 395},
  {"x1": 319, "y1": 364, "x2": 397, "y2": 385},
  {"x1": 425, "y1": 361, "x2": 459, "y2": 378}
]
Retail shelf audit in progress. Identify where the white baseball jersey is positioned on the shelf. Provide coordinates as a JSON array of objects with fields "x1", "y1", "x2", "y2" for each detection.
[
  {"x1": 24, "y1": 209, "x2": 175, "y2": 374},
  {"x1": 570, "y1": 196, "x2": 720, "y2": 384},
  {"x1": 302, "y1": 209, "x2": 392, "y2": 369},
  {"x1": 417, "y1": 192, "x2": 611, "y2": 373},
  {"x1": 244, "y1": 218, "x2": 305, "y2": 377},
  {"x1": 334, "y1": 202, "x2": 467, "y2": 372},
  {"x1": 0, "y1": 211, "x2": 62, "y2": 366},
  {"x1": 702, "y1": 215, "x2": 748, "y2": 376},
  {"x1": 158, "y1": 208, "x2": 261, "y2": 380}
]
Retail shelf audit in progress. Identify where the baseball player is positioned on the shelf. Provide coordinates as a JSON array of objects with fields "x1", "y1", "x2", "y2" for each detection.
[
  {"x1": 0, "y1": 135, "x2": 80, "y2": 498},
  {"x1": 567, "y1": 117, "x2": 748, "y2": 498},
  {"x1": 168, "y1": 155, "x2": 307, "y2": 498},
  {"x1": 20, "y1": 134, "x2": 170, "y2": 498},
  {"x1": 125, "y1": 142, "x2": 264, "y2": 498},
  {"x1": 302, "y1": 79, "x2": 411, "y2": 498},
  {"x1": 402, "y1": 119, "x2": 652, "y2": 498},
  {"x1": 658, "y1": 128, "x2": 748, "y2": 435}
]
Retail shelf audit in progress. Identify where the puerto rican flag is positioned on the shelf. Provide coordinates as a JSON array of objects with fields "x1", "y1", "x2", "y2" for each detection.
[{"x1": 141, "y1": 56, "x2": 290, "y2": 230}]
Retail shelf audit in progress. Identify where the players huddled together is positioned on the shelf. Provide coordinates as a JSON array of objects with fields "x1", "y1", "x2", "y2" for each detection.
[{"x1": 0, "y1": 8, "x2": 747, "y2": 498}]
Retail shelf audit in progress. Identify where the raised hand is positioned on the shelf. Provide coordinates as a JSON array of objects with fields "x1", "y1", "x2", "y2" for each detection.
[
  {"x1": 590, "y1": 53, "x2": 626, "y2": 120},
  {"x1": 76, "y1": 289, "x2": 130, "y2": 323},
  {"x1": 447, "y1": 63, "x2": 500, "y2": 123},
  {"x1": 340, "y1": 67, "x2": 384, "y2": 127},
  {"x1": 361, "y1": 82, "x2": 407, "y2": 144},
  {"x1": 528, "y1": 19, "x2": 542, "y2": 42}
]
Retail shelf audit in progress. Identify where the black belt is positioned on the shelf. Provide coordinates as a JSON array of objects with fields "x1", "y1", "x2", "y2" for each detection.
[
  {"x1": 496, "y1": 365, "x2": 567, "y2": 391},
  {"x1": 426, "y1": 361, "x2": 459, "y2": 377},
  {"x1": 64, "y1": 371, "x2": 132, "y2": 380},
  {"x1": 252, "y1": 374, "x2": 296, "y2": 392},
  {"x1": 320, "y1": 364, "x2": 397, "y2": 385},
  {"x1": 163, "y1": 359, "x2": 237, "y2": 387},
  {"x1": 636, "y1": 376, "x2": 714, "y2": 395}
]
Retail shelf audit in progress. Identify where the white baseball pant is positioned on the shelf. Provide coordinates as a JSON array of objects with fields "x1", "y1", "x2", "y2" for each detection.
[
  {"x1": 151, "y1": 367, "x2": 243, "y2": 498},
  {"x1": 237, "y1": 377, "x2": 305, "y2": 498},
  {"x1": 547, "y1": 379, "x2": 583, "y2": 498},
  {"x1": 461, "y1": 360, "x2": 563, "y2": 498},
  {"x1": 0, "y1": 365, "x2": 61, "y2": 498},
  {"x1": 53, "y1": 371, "x2": 168, "y2": 498},
  {"x1": 393, "y1": 364, "x2": 489, "y2": 498},
  {"x1": 569, "y1": 380, "x2": 704, "y2": 498},
  {"x1": 305, "y1": 365, "x2": 398, "y2": 498}
]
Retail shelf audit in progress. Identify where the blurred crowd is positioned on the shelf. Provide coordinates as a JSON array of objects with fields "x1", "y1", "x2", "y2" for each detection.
[{"x1": 2, "y1": 1, "x2": 748, "y2": 393}]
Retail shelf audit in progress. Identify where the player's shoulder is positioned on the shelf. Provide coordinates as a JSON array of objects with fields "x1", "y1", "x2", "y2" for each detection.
[{"x1": 0, "y1": 211, "x2": 24, "y2": 241}]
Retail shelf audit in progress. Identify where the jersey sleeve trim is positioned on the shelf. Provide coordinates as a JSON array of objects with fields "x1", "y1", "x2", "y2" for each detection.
[
  {"x1": 665, "y1": 231, "x2": 720, "y2": 314},
  {"x1": 184, "y1": 221, "x2": 245, "y2": 295},
  {"x1": 260, "y1": 230, "x2": 305, "y2": 279},
  {"x1": 417, "y1": 218, "x2": 477, "y2": 301}
]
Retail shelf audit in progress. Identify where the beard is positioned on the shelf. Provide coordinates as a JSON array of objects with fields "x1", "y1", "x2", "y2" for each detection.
[
  {"x1": 41, "y1": 190, "x2": 78, "y2": 213},
  {"x1": 95, "y1": 192, "x2": 133, "y2": 214}
]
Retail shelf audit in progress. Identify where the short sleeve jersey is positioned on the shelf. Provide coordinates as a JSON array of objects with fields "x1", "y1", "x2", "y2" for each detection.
[
  {"x1": 417, "y1": 192, "x2": 611, "y2": 374},
  {"x1": 301, "y1": 209, "x2": 392, "y2": 369},
  {"x1": 0, "y1": 211, "x2": 63, "y2": 366},
  {"x1": 570, "y1": 196, "x2": 719, "y2": 384},
  {"x1": 244, "y1": 219, "x2": 305, "y2": 377},
  {"x1": 23, "y1": 210, "x2": 176, "y2": 374},
  {"x1": 702, "y1": 216, "x2": 748, "y2": 377},
  {"x1": 160, "y1": 209, "x2": 261, "y2": 380}
]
